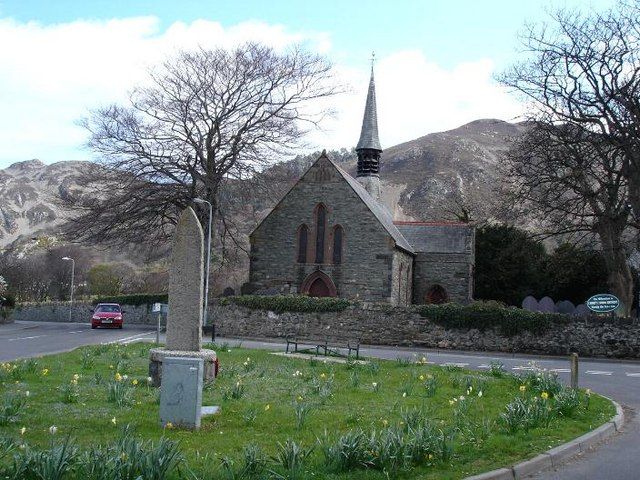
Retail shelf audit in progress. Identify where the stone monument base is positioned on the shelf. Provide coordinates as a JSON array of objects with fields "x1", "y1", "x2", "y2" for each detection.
[{"x1": 149, "y1": 348, "x2": 217, "y2": 387}]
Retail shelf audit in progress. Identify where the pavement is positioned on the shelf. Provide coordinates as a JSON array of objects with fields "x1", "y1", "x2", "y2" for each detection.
[{"x1": 1, "y1": 320, "x2": 639, "y2": 479}]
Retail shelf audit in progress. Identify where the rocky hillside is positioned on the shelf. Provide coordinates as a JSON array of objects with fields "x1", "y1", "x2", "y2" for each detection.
[
  {"x1": 0, "y1": 119, "x2": 524, "y2": 249},
  {"x1": 0, "y1": 159, "x2": 89, "y2": 247}
]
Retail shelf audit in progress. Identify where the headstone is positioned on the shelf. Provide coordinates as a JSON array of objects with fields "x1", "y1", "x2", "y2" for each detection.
[
  {"x1": 522, "y1": 296, "x2": 538, "y2": 312},
  {"x1": 160, "y1": 357, "x2": 203, "y2": 429},
  {"x1": 556, "y1": 300, "x2": 576, "y2": 315},
  {"x1": 574, "y1": 304, "x2": 590, "y2": 317},
  {"x1": 538, "y1": 296, "x2": 556, "y2": 313},
  {"x1": 166, "y1": 207, "x2": 204, "y2": 351}
]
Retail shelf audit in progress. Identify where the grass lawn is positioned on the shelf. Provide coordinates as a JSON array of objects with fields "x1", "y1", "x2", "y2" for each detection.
[{"x1": 0, "y1": 342, "x2": 615, "y2": 479}]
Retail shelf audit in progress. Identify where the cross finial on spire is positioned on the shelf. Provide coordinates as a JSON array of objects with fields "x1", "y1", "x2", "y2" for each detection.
[{"x1": 370, "y1": 51, "x2": 376, "y2": 72}]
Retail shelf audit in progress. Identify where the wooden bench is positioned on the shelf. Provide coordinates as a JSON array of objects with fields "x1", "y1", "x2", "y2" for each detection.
[{"x1": 285, "y1": 337, "x2": 360, "y2": 359}]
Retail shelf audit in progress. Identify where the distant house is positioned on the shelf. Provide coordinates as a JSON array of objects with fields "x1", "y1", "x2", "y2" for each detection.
[{"x1": 245, "y1": 67, "x2": 475, "y2": 305}]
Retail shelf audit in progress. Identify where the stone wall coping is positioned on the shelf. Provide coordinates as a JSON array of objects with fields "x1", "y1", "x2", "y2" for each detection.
[{"x1": 463, "y1": 396, "x2": 624, "y2": 480}]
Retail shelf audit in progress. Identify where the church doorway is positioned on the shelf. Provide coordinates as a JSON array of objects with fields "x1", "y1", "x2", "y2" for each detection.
[
  {"x1": 301, "y1": 271, "x2": 337, "y2": 298},
  {"x1": 425, "y1": 284, "x2": 448, "y2": 304}
]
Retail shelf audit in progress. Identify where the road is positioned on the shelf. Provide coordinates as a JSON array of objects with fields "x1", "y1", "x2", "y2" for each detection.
[{"x1": 1, "y1": 320, "x2": 638, "y2": 479}]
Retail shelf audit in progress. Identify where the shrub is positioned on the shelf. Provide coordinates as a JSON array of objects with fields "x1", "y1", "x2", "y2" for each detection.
[
  {"x1": 499, "y1": 396, "x2": 553, "y2": 433},
  {"x1": 520, "y1": 368, "x2": 563, "y2": 397},
  {"x1": 320, "y1": 429, "x2": 368, "y2": 472},
  {"x1": 92, "y1": 293, "x2": 168, "y2": 307},
  {"x1": 59, "y1": 381, "x2": 80, "y2": 404},
  {"x1": 489, "y1": 360, "x2": 506, "y2": 377},
  {"x1": 294, "y1": 402, "x2": 313, "y2": 429},
  {"x1": 221, "y1": 295, "x2": 351, "y2": 313},
  {"x1": 418, "y1": 301, "x2": 571, "y2": 336}
]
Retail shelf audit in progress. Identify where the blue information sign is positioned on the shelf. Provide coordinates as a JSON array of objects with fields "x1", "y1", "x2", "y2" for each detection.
[{"x1": 586, "y1": 294, "x2": 620, "y2": 313}]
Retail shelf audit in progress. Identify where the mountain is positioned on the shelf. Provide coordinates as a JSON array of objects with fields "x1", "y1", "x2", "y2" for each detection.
[
  {"x1": 0, "y1": 119, "x2": 524, "y2": 249},
  {"x1": 0, "y1": 159, "x2": 90, "y2": 247}
]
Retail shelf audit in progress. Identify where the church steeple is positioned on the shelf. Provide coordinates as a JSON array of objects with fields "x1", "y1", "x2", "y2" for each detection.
[{"x1": 356, "y1": 56, "x2": 382, "y2": 201}]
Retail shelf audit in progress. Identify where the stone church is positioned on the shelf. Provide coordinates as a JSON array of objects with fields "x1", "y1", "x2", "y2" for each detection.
[{"x1": 246, "y1": 68, "x2": 475, "y2": 306}]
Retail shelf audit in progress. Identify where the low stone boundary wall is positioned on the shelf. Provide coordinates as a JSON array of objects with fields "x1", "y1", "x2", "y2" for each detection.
[
  {"x1": 10, "y1": 302, "x2": 158, "y2": 325},
  {"x1": 212, "y1": 302, "x2": 640, "y2": 359},
  {"x1": 11, "y1": 300, "x2": 640, "y2": 358}
]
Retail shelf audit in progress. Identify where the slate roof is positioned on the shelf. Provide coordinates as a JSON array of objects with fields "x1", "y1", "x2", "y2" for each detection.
[
  {"x1": 329, "y1": 157, "x2": 414, "y2": 254},
  {"x1": 395, "y1": 222, "x2": 471, "y2": 254},
  {"x1": 355, "y1": 67, "x2": 382, "y2": 151}
]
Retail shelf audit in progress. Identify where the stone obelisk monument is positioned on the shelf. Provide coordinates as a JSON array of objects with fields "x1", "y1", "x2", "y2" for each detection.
[{"x1": 149, "y1": 206, "x2": 217, "y2": 386}]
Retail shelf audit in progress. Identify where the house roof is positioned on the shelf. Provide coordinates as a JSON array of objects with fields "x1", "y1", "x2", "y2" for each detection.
[
  {"x1": 330, "y1": 157, "x2": 414, "y2": 254},
  {"x1": 395, "y1": 222, "x2": 472, "y2": 254}
]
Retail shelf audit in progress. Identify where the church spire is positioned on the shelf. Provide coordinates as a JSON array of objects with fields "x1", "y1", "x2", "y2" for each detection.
[{"x1": 356, "y1": 54, "x2": 382, "y2": 200}]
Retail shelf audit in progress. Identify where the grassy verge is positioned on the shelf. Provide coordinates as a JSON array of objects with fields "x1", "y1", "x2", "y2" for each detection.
[{"x1": 0, "y1": 343, "x2": 614, "y2": 479}]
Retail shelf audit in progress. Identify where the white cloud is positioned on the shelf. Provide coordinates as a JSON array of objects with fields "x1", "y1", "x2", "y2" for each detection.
[{"x1": 0, "y1": 16, "x2": 523, "y2": 166}]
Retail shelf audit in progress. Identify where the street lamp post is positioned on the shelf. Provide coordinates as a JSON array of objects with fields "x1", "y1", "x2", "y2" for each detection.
[
  {"x1": 61, "y1": 257, "x2": 75, "y2": 323},
  {"x1": 194, "y1": 198, "x2": 214, "y2": 341}
]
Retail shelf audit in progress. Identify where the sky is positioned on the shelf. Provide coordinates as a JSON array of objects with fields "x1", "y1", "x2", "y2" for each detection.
[{"x1": 0, "y1": 0, "x2": 616, "y2": 168}]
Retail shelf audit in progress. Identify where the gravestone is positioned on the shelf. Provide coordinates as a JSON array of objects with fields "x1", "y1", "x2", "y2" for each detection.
[
  {"x1": 556, "y1": 300, "x2": 576, "y2": 315},
  {"x1": 574, "y1": 304, "x2": 590, "y2": 317},
  {"x1": 160, "y1": 357, "x2": 203, "y2": 429},
  {"x1": 149, "y1": 207, "x2": 217, "y2": 387},
  {"x1": 538, "y1": 296, "x2": 556, "y2": 313},
  {"x1": 522, "y1": 296, "x2": 538, "y2": 312}
]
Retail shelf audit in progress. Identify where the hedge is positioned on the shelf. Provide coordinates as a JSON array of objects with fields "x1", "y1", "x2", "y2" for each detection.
[
  {"x1": 92, "y1": 293, "x2": 168, "y2": 306},
  {"x1": 220, "y1": 295, "x2": 352, "y2": 313},
  {"x1": 418, "y1": 300, "x2": 572, "y2": 336}
]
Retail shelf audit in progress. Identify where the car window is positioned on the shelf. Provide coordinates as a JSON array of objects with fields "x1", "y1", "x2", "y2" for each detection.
[{"x1": 95, "y1": 305, "x2": 121, "y2": 313}]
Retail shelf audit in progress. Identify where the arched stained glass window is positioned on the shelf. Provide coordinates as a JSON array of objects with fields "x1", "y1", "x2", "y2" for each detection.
[
  {"x1": 333, "y1": 225, "x2": 343, "y2": 264},
  {"x1": 315, "y1": 204, "x2": 326, "y2": 264},
  {"x1": 297, "y1": 225, "x2": 308, "y2": 263}
]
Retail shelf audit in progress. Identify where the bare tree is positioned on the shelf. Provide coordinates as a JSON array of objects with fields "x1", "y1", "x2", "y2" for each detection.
[
  {"x1": 63, "y1": 43, "x2": 341, "y2": 253},
  {"x1": 499, "y1": 1, "x2": 640, "y2": 225},
  {"x1": 503, "y1": 123, "x2": 633, "y2": 312},
  {"x1": 499, "y1": 1, "x2": 640, "y2": 313}
]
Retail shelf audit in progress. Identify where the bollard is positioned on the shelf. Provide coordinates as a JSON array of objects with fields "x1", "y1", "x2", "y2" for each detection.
[
  {"x1": 156, "y1": 313, "x2": 161, "y2": 345},
  {"x1": 570, "y1": 352, "x2": 579, "y2": 389}
]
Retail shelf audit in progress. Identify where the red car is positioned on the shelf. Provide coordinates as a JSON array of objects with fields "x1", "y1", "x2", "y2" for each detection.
[{"x1": 91, "y1": 303, "x2": 124, "y2": 329}]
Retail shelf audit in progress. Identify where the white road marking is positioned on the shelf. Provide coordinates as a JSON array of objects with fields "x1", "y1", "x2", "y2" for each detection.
[
  {"x1": 441, "y1": 362, "x2": 469, "y2": 367},
  {"x1": 550, "y1": 368, "x2": 571, "y2": 373},
  {"x1": 625, "y1": 373, "x2": 640, "y2": 377},
  {"x1": 68, "y1": 331, "x2": 84, "y2": 334},
  {"x1": 512, "y1": 366, "x2": 536, "y2": 371},
  {"x1": 119, "y1": 332, "x2": 154, "y2": 345},
  {"x1": 477, "y1": 364, "x2": 491, "y2": 369},
  {"x1": 7, "y1": 335, "x2": 47, "y2": 342},
  {"x1": 585, "y1": 370, "x2": 613, "y2": 376}
]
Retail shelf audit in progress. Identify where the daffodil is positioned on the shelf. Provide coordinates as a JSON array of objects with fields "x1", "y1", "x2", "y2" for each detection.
[
  {"x1": 114, "y1": 372, "x2": 123, "y2": 382},
  {"x1": 586, "y1": 388, "x2": 592, "y2": 396},
  {"x1": 73, "y1": 374, "x2": 80, "y2": 381},
  {"x1": 111, "y1": 417, "x2": 117, "y2": 425},
  {"x1": 264, "y1": 404, "x2": 270, "y2": 411},
  {"x1": 297, "y1": 395, "x2": 303, "y2": 401},
  {"x1": 519, "y1": 385, "x2": 526, "y2": 392},
  {"x1": 541, "y1": 391, "x2": 549, "y2": 400},
  {"x1": 49, "y1": 425, "x2": 58, "y2": 435},
  {"x1": 478, "y1": 391, "x2": 483, "y2": 398},
  {"x1": 41, "y1": 368, "x2": 49, "y2": 376},
  {"x1": 166, "y1": 422, "x2": 174, "y2": 429},
  {"x1": 20, "y1": 427, "x2": 26, "y2": 435},
  {"x1": 147, "y1": 376, "x2": 153, "y2": 384},
  {"x1": 132, "y1": 379, "x2": 138, "y2": 386},
  {"x1": 419, "y1": 375, "x2": 425, "y2": 381},
  {"x1": 320, "y1": 373, "x2": 326, "y2": 379},
  {"x1": 402, "y1": 392, "x2": 407, "y2": 398},
  {"x1": 24, "y1": 391, "x2": 30, "y2": 397}
]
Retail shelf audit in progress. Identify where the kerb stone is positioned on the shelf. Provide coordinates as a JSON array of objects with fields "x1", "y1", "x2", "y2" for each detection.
[{"x1": 166, "y1": 206, "x2": 204, "y2": 351}]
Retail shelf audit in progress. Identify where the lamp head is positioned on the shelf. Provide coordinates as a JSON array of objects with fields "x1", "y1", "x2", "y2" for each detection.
[{"x1": 62, "y1": 257, "x2": 72, "y2": 261}]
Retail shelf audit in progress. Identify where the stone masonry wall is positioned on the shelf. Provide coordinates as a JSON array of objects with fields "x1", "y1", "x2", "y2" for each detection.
[
  {"x1": 413, "y1": 252, "x2": 473, "y2": 304},
  {"x1": 10, "y1": 302, "x2": 159, "y2": 325},
  {"x1": 248, "y1": 156, "x2": 401, "y2": 303},
  {"x1": 212, "y1": 302, "x2": 640, "y2": 359},
  {"x1": 12, "y1": 300, "x2": 640, "y2": 359}
]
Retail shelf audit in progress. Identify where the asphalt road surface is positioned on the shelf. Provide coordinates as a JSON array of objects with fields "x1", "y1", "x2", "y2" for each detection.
[{"x1": 1, "y1": 320, "x2": 638, "y2": 479}]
